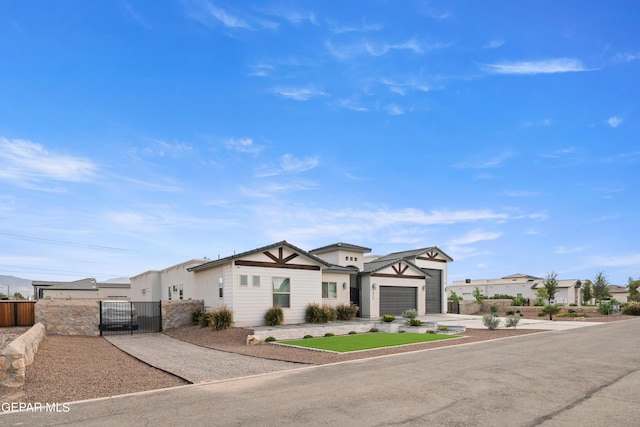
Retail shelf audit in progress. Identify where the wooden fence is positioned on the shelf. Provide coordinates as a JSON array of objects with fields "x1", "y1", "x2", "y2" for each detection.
[{"x1": 0, "y1": 301, "x2": 36, "y2": 327}]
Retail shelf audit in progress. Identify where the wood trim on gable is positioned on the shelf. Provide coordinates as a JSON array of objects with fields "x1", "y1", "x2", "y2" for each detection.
[
  {"x1": 417, "y1": 250, "x2": 447, "y2": 263},
  {"x1": 234, "y1": 247, "x2": 320, "y2": 271},
  {"x1": 371, "y1": 262, "x2": 425, "y2": 280}
]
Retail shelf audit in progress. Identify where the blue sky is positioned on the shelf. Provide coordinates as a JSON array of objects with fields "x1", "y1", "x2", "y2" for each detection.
[{"x1": 0, "y1": 1, "x2": 638, "y2": 290}]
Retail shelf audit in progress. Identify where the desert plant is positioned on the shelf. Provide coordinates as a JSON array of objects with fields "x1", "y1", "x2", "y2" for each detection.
[
  {"x1": 506, "y1": 310, "x2": 515, "y2": 316},
  {"x1": 191, "y1": 308, "x2": 204, "y2": 325},
  {"x1": 199, "y1": 311, "x2": 212, "y2": 328},
  {"x1": 369, "y1": 328, "x2": 379, "y2": 333},
  {"x1": 406, "y1": 318, "x2": 423, "y2": 326},
  {"x1": 622, "y1": 303, "x2": 640, "y2": 315},
  {"x1": 472, "y1": 287, "x2": 486, "y2": 304},
  {"x1": 438, "y1": 326, "x2": 449, "y2": 331},
  {"x1": 335, "y1": 303, "x2": 359, "y2": 320},
  {"x1": 382, "y1": 314, "x2": 396, "y2": 322},
  {"x1": 264, "y1": 306, "x2": 284, "y2": 326},
  {"x1": 401, "y1": 309, "x2": 418, "y2": 319},
  {"x1": 505, "y1": 315, "x2": 520, "y2": 329},
  {"x1": 448, "y1": 291, "x2": 462, "y2": 302},
  {"x1": 512, "y1": 296, "x2": 525, "y2": 306},
  {"x1": 305, "y1": 303, "x2": 328, "y2": 323},
  {"x1": 348, "y1": 330, "x2": 358, "y2": 335},
  {"x1": 482, "y1": 313, "x2": 501, "y2": 330},
  {"x1": 323, "y1": 305, "x2": 337, "y2": 322},
  {"x1": 264, "y1": 336, "x2": 276, "y2": 342},
  {"x1": 489, "y1": 305, "x2": 498, "y2": 314},
  {"x1": 303, "y1": 334, "x2": 313, "y2": 339},
  {"x1": 597, "y1": 301, "x2": 614, "y2": 315},
  {"x1": 539, "y1": 304, "x2": 561, "y2": 320},
  {"x1": 324, "y1": 332, "x2": 335, "y2": 337},
  {"x1": 210, "y1": 305, "x2": 233, "y2": 330}
]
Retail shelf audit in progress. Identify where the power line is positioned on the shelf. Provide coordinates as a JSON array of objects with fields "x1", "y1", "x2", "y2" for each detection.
[
  {"x1": 0, "y1": 232, "x2": 138, "y2": 252},
  {"x1": 0, "y1": 264, "x2": 127, "y2": 278}
]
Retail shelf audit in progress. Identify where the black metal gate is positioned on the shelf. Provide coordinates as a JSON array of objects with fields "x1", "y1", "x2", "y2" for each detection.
[
  {"x1": 447, "y1": 301, "x2": 460, "y2": 314},
  {"x1": 100, "y1": 301, "x2": 162, "y2": 336}
]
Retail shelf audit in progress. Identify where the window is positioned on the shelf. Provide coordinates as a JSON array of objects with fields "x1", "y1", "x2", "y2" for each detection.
[
  {"x1": 240, "y1": 275, "x2": 248, "y2": 287},
  {"x1": 322, "y1": 282, "x2": 337, "y2": 299},
  {"x1": 141, "y1": 288, "x2": 146, "y2": 295},
  {"x1": 252, "y1": 276, "x2": 260, "y2": 287},
  {"x1": 168, "y1": 286, "x2": 172, "y2": 300},
  {"x1": 273, "y1": 277, "x2": 290, "y2": 308},
  {"x1": 179, "y1": 284, "x2": 183, "y2": 300}
]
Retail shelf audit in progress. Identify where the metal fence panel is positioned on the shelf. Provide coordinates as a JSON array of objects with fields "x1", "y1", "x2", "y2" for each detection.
[{"x1": 100, "y1": 301, "x2": 162, "y2": 336}]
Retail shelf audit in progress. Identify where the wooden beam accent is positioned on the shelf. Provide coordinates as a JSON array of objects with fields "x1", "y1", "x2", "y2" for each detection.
[
  {"x1": 371, "y1": 273, "x2": 425, "y2": 279},
  {"x1": 235, "y1": 260, "x2": 320, "y2": 270},
  {"x1": 416, "y1": 256, "x2": 447, "y2": 263}
]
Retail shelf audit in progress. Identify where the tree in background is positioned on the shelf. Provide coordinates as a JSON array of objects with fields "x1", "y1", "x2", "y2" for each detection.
[
  {"x1": 592, "y1": 272, "x2": 611, "y2": 303},
  {"x1": 472, "y1": 287, "x2": 485, "y2": 304},
  {"x1": 628, "y1": 277, "x2": 640, "y2": 302},
  {"x1": 540, "y1": 304, "x2": 561, "y2": 320},
  {"x1": 543, "y1": 272, "x2": 559, "y2": 303},
  {"x1": 12, "y1": 292, "x2": 25, "y2": 300},
  {"x1": 535, "y1": 287, "x2": 549, "y2": 305},
  {"x1": 448, "y1": 291, "x2": 462, "y2": 302},
  {"x1": 582, "y1": 279, "x2": 593, "y2": 304}
]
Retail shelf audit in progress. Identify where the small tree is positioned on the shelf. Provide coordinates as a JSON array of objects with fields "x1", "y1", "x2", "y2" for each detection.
[
  {"x1": 543, "y1": 272, "x2": 559, "y2": 303},
  {"x1": 448, "y1": 291, "x2": 462, "y2": 302},
  {"x1": 592, "y1": 272, "x2": 611, "y2": 303},
  {"x1": 539, "y1": 304, "x2": 561, "y2": 320},
  {"x1": 472, "y1": 287, "x2": 486, "y2": 304},
  {"x1": 12, "y1": 292, "x2": 26, "y2": 300},
  {"x1": 535, "y1": 287, "x2": 549, "y2": 305},
  {"x1": 628, "y1": 277, "x2": 640, "y2": 303},
  {"x1": 582, "y1": 279, "x2": 593, "y2": 304}
]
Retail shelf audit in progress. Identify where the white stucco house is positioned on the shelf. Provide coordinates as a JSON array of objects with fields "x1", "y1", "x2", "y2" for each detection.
[
  {"x1": 130, "y1": 241, "x2": 453, "y2": 327},
  {"x1": 32, "y1": 278, "x2": 131, "y2": 300},
  {"x1": 447, "y1": 273, "x2": 583, "y2": 305}
]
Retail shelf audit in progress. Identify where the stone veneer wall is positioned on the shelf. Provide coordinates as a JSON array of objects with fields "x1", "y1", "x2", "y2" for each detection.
[
  {"x1": 0, "y1": 323, "x2": 45, "y2": 387},
  {"x1": 458, "y1": 301, "x2": 481, "y2": 315},
  {"x1": 162, "y1": 300, "x2": 204, "y2": 330},
  {"x1": 35, "y1": 299, "x2": 100, "y2": 336}
]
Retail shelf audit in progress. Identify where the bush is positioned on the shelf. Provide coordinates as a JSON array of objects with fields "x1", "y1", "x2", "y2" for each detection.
[
  {"x1": 506, "y1": 310, "x2": 515, "y2": 316},
  {"x1": 540, "y1": 304, "x2": 561, "y2": 320},
  {"x1": 438, "y1": 326, "x2": 449, "y2": 331},
  {"x1": 406, "y1": 318, "x2": 423, "y2": 326},
  {"x1": 482, "y1": 313, "x2": 501, "y2": 330},
  {"x1": 489, "y1": 305, "x2": 498, "y2": 314},
  {"x1": 505, "y1": 315, "x2": 520, "y2": 329},
  {"x1": 324, "y1": 332, "x2": 335, "y2": 337},
  {"x1": 569, "y1": 303, "x2": 578, "y2": 306},
  {"x1": 199, "y1": 311, "x2": 212, "y2": 328},
  {"x1": 336, "y1": 304, "x2": 359, "y2": 320},
  {"x1": 264, "y1": 336, "x2": 276, "y2": 342},
  {"x1": 488, "y1": 294, "x2": 515, "y2": 300},
  {"x1": 210, "y1": 305, "x2": 233, "y2": 331},
  {"x1": 303, "y1": 334, "x2": 313, "y2": 339},
  {"x1": 369, "y1": 328, "x2": 379, "y2": 333},
  {"x1": 305, "y1": 303, "x2": 328, "y2": 323},
  {"x1": 401, "y1": 309, "x2": 418, "y2": 319},
  {"x1": 264, "y1": 306, "x2": 284, "y2": 326},
  {"x1": 323, "y1": 305, "x2": 337, "y2": 322},
  {"x1": 191, "y1": 308, "x2": 204, "y2": 325},
  {"x1": 622, "y1": 303, "x2": 640, "y2": 316},
  {"x1": 597, "y1": 301, "x2": 613, "y2": 315},
  {"x1": 512, "y1": 296, "x2": 525, "y2": 306},
  {"x1": 382, "y1": 314, "x2": 396, "y2": 322},
  {"x1": 348, "y1": 331, "x2": 357, "y2": 335}
]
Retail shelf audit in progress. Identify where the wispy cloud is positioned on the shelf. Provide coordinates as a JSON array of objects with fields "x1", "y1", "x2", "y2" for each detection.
[
  {"x1": 596, "y1": 253, "x2": 640, "y2": 267},
  {"x1": 280, "y1": 154, "x2": 319, "y2": 173},
  {"x1": 521, "y1": 119, "x2": 553, "y2": 128},
  {"x1": 257, "y1": 5, "x2": 317, "y2": 25},
  {"x1": 325, "y1": 38, "x2": 445, "y2": 60},
  {"x1": 418, "y1": 5, "x2": 451, "y2": 20},
  {"x1": 555, "y1": 245, "x2": 584, "y2": 254},
  {"x1": 607, "y1": 116, "x2": 623, "y2": 128},
  {"x1": 482, "y1": 58, "x2": 586, "y2": 75},
  {"x1": 337, "y1": 98, "x2": 369, "y2": 112},
  {"x1": 132, "y1": 140, "x2": 193, "y2": 157},
  {"x1": 381, "y1": 78, "x2": 431, "y2": 95},
  {"x1": 502, "y1": 190, "x2": 539, "y2": 197},
  {"x1": 386, "y1": 104, "x2": 405, "y2": 115},
  {"x1": 271, "y1": 86, "x2": 327, "y2": 101},
  {"x1": 186, "y1": 1, "x2": 277, "y2": 31},
  {"x1": 0, "y1": 137, "x2": 97, "y2": 184},
  {"x1": 612, "y1": 52, "x2": 640, "y2": 64},
  {"x1": 120, "y1": 1, "x2": 151, "y2": 29},
  {"x1": 539, "y1": 146, "x2": 577, "y2": 159},
  {"x1": 224, "y1": 138, "x2": 263, "y2": 154},
  {"x1": 483, "y1": 39, "x2": 505, "y2": 49},
  {"x1": 454, "y1": 152, "x2": 513, "y2": 169},
  {"x1": 327, "y1": 19, "x2": 382, "y2": 34},
  {"x1": 448, "y1": 229, "x2": 503, "y2": 246}
]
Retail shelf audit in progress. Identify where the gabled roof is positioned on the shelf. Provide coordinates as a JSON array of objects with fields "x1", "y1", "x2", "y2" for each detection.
[
  {"x1": 530, "y1": 279, "x2": 581, "y2": 289},
  {"x1": 188, "y1": 240, "x2": 331, "y2": 272},
  {"x1": 309, "y1": 242, "x2": 372, "y2": 255},
  {"x1": 370, "y1": 246, "x2": 453, "y2": 263},
  {"x1": 502, "y1": 273, "x2": 542, "y2": 280},
  {"x1": 362, "y1": 257, "x2": 431, "y2": 277}
]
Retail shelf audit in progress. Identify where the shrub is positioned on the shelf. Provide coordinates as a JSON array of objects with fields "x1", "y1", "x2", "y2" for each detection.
[
  {"x1": 264, "y1": 306, "x2": 284, "y2": 326},
  {"x1": 448, "y1": 291, "x2": 462, "y2": 302},
  {"x1": 488, "y1": 294, "x2": 515, "y2": 300},
  {"x1": 506, "y1": 310, "x2": 515, "y2": 316},
  {"x1": 401, "y1": 309, "x2": 418, "y2": 319},
  {"x1": 191, "y1": 308, "x2": 204, "y2": 325},
  {"x1": 567, "y1": 309, "x2": 576, "y2": 314},
  {"x1": 569, "y1": 303, "x2": 578, "y2": 306},
  {"x1": 303, "y1": 334, "x2": 313, "y2": 339},
  {"x1": 512, "y1": 296, "x2": 525, "y2": 306},
  {"x1": 336, "y1": 303, "x2": 359, "y2": 320},
  {"x1": 482, "y1": 313, "x2": 501, "y2": 330},
  {"x1": 438, "y1": 326, "x2": 449, "y2": 331},
  {"x1": 264, "y1": 336, "x2": 276, "y2": 342},
  {"x1": 324, "y1": 332, "x2": 335, "y2": 337},
  {"x1": 323, "y1": 305, "x2": 337, "y2": 322},
  {"x1": 489, "y1": 305, "x2": 498, "y2": 314},
  {"x1": 382, "y1": 314, "x2": 396, "y2": 322},
  {"x1": 407, "y1": 318, "x2": 423, "y2": 326},
  {"x1": 348, "y1": 330, "x2": 357, "y2": 335},
  {"x1": 369, "y1": 328, "x2": 379, "y2": 333},
  {"x1": 622, "y1": 303, "x2": 640, "y2": 316},
  {"x1": 426, "y1": 330, "x2": 437, "y2": 334},
  {"x1": 199, "y1": 311, "x2": 212, "y2": 328},
  {"x1": 597, "y1": 301, "x2": 613, "y2": 315},
  {"x1": 398, "y1": 330, "x2": 406, "y2": 333},
  {"x1": 210, "y1": 305, "x2": 233, "y2": 331},
  {"x1": 305, "y1": 303, "x2": 328, "y2": 323},
  {"x1": 540, "y1": 304, "x2": 561, "y2": 320},
  {"x1": 505, "y1": 315, "x2": 520, "y2": 329}
]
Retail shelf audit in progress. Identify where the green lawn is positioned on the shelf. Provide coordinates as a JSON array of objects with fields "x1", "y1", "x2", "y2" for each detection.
[{"x1": 278, "y1": 332, "x2": 459, "y2": 353}]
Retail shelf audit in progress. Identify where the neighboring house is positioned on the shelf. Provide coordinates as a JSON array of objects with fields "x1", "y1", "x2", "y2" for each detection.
[
  {"x1": 32, "y1": 278, "x2": 131, "y2": 300},
  {"x1": 607, "y1": 285, "x2": 628, "y2": 303},
  {"x1": 447, "y1": 273, "x2": 583, "y2": 306},
  {"x1": 130, "y1": 241, "x2": 452, "y2": 327}
]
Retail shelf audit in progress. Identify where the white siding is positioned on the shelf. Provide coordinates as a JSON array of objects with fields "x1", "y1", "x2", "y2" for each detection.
[{"x1": 320, "y1": 272, "x2": 352, "y2": 307}]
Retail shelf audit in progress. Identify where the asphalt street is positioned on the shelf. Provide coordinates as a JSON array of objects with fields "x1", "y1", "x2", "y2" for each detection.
[{"x1": 2, "y1": 318, "x2": 639, "y2": 426}]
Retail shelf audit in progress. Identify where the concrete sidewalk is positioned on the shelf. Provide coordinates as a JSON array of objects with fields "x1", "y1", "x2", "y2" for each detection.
[
  {"x1": 105, "y1": 333, "x2": 305, "y2": 383},
  {"x1": 419, "y1": 313, "x2": 607, "y2": 330}
]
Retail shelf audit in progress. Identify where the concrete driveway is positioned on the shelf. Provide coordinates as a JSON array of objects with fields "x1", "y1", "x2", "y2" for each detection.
[
  {"x1": 4, "y1": 318, "x2": 638, "y2": 426},
  {"x1": 105, "y1": 333, "x2": 305, "y2": 383}
]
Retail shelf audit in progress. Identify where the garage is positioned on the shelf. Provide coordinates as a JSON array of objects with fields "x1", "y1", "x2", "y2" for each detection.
[
  {"x1": 379, "y1": 286, "x2": 417, "y2": 316},
  {"x1": 425, "y1": 269, "x2": 442, "y2": 314}
]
